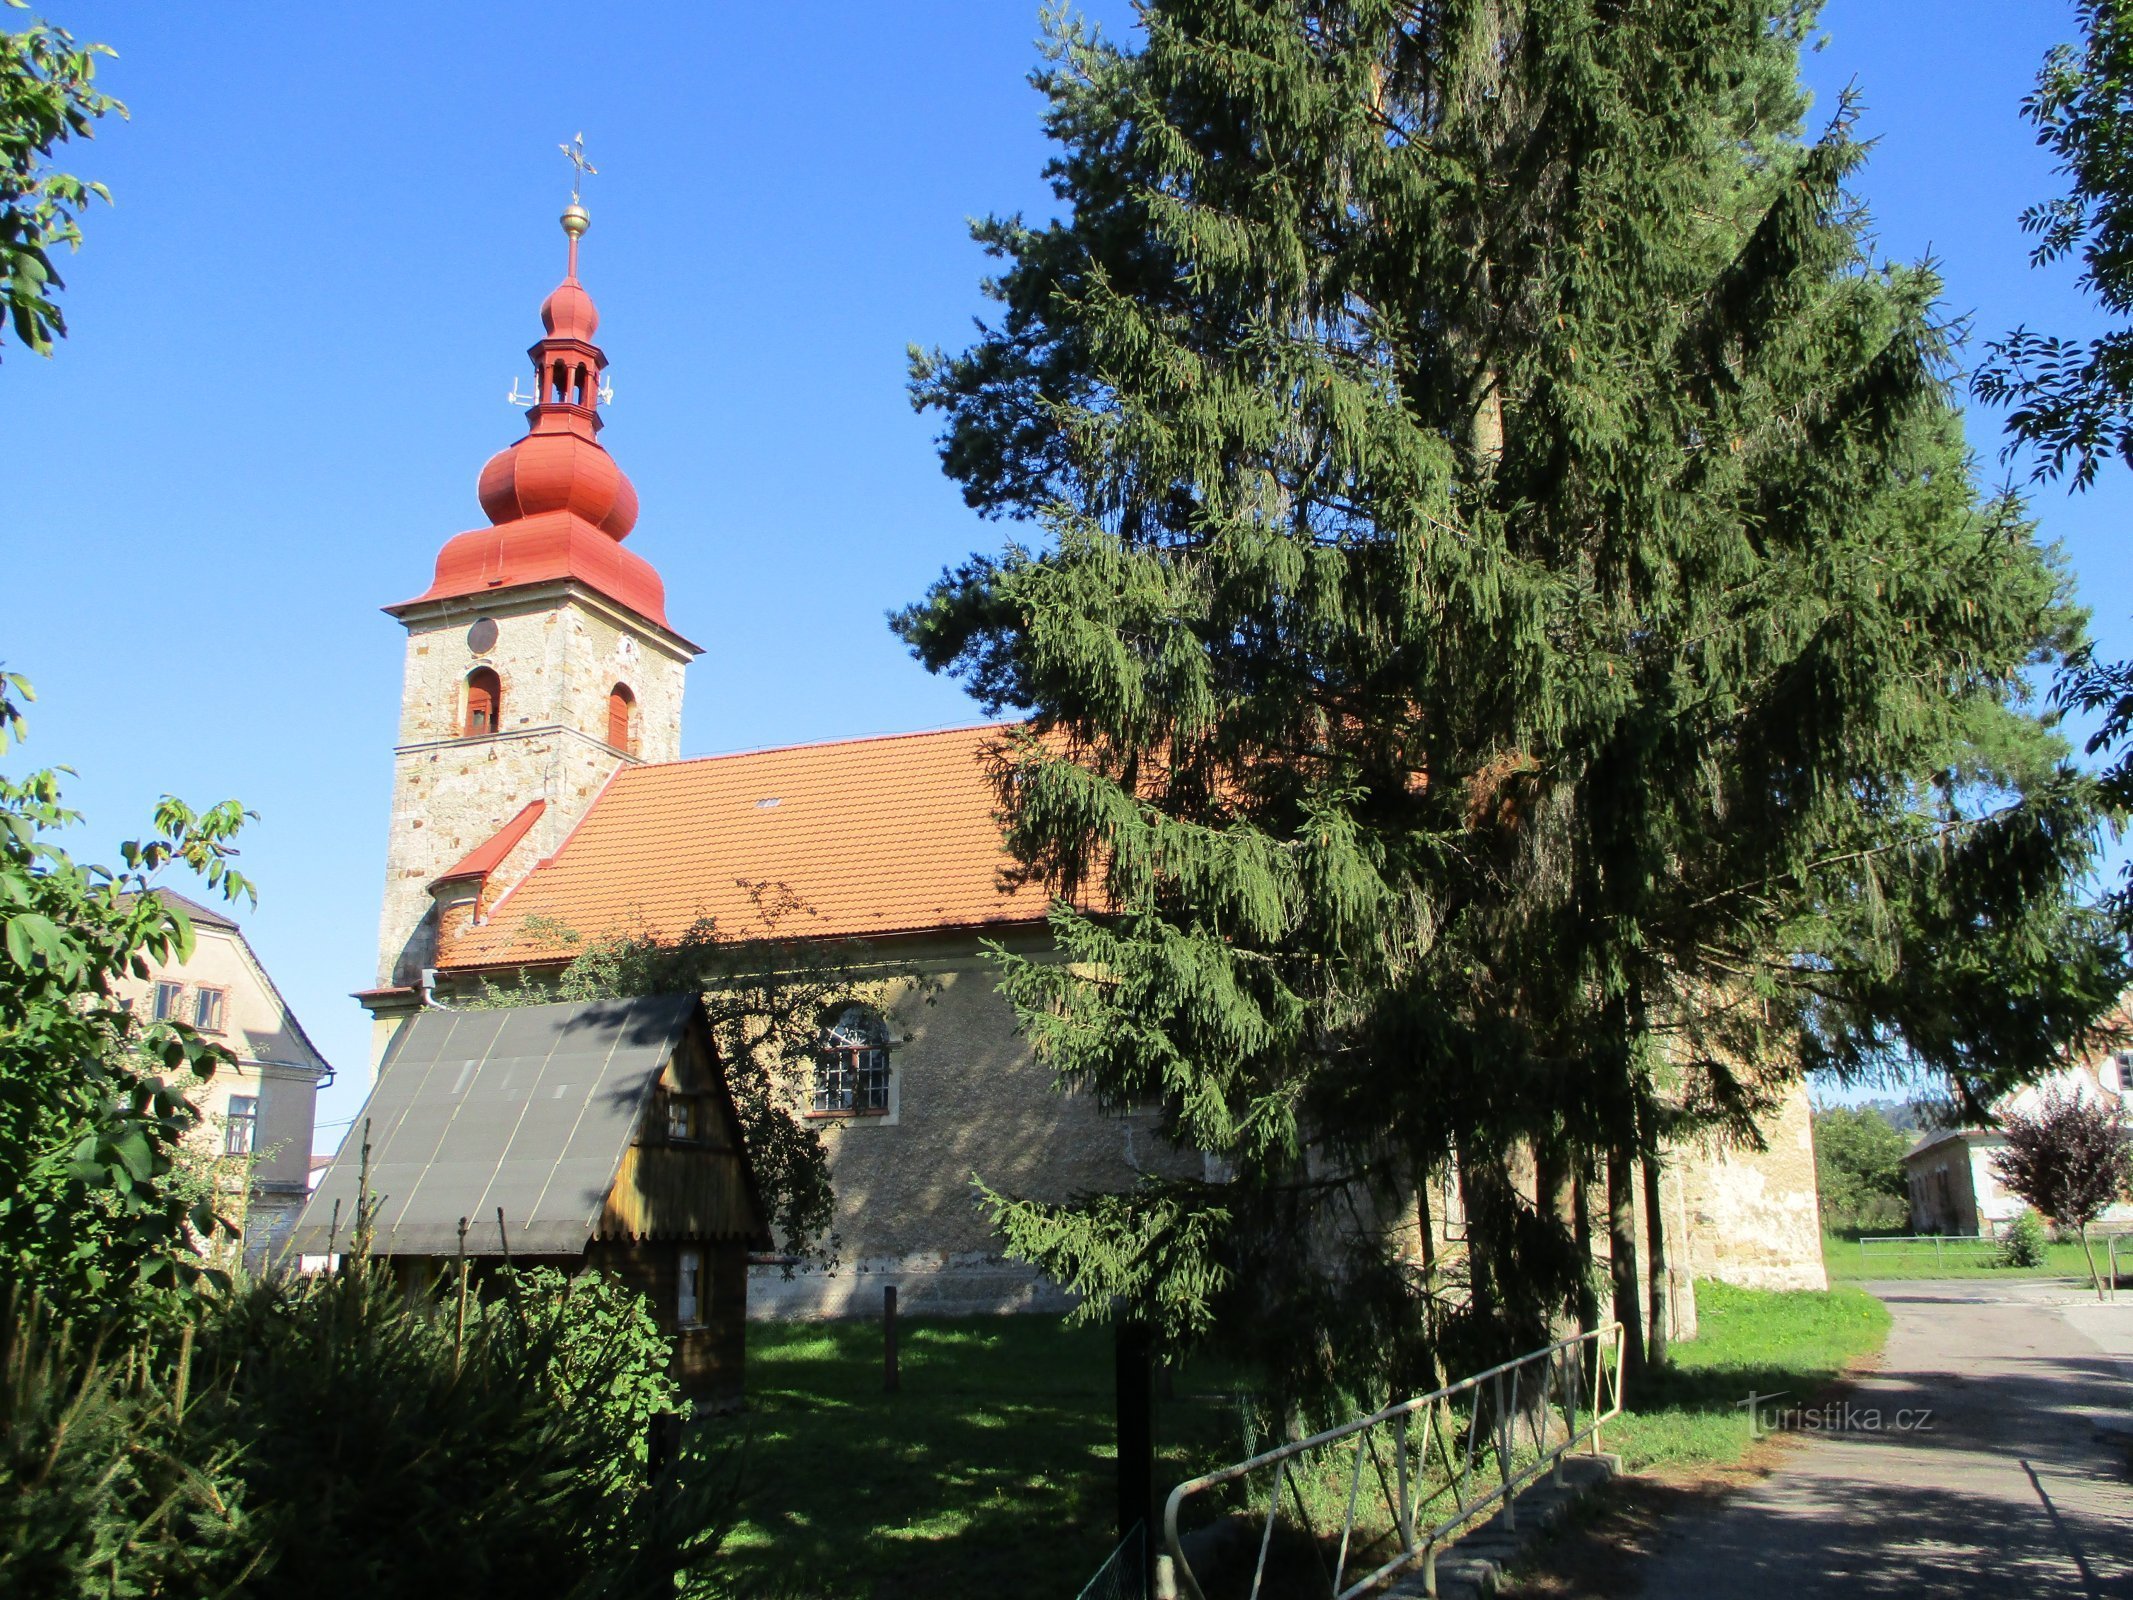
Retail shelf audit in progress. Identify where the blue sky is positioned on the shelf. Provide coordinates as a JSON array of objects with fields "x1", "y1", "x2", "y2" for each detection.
[{"x1": 2, "y1": 3, "x2": 2122, "y2": 1143}]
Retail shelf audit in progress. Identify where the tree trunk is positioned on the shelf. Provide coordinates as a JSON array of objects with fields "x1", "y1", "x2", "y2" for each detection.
[
  {"x1": 2078, "y1": 1223, "x2": 2104, "y2": 1301},
  {"x1": 1573, "y1": 1160, "x2": 1597, "y2": 1343},
  {"x1": 1609, "y1": 1140, "x2": 1646, "y2": 1384},
  {"x1": 1642, "y1": 1145, "x2": 1670, "y2": 1369}
]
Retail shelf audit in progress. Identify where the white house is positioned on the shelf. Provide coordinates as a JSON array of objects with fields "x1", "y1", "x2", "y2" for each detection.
[
  {"x1": 1903, "y1": 1051, "x2": 2133, "y2": 1236},
  {"x1": 117, "y1": 889, "x2": 336, "y2": 1266}
]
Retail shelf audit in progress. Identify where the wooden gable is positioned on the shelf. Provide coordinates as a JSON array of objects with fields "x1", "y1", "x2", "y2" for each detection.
[{"x1": 597, "y1": 1007, "x2": 771, "y2": 1250}]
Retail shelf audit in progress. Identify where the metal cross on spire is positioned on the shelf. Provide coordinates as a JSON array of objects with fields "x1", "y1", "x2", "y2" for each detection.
[{"x1": 559, "y1": 132, "x2": 597, "y2": 205}]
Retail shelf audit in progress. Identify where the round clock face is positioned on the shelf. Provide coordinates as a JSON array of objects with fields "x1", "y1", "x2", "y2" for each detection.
[{"x1": 467, "y1": 618, "x2": 499, "y2": 655}]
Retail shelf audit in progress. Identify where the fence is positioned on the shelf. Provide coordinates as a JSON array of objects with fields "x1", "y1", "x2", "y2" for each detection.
[
  {"x1": 1855, "y1": 1233, "x2": 2001, "y2": 1269},
  {"x1": 1159, "y1": 1323, "x2": 1624, "y2": 1600},
  {"x1": 1078, "y1": 1523, "x2": 1147, "y2": 1600}
]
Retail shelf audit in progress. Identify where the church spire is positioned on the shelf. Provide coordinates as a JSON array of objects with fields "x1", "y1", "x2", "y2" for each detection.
[{"x1": 393, "y1": 169, "x2": 683, "y2": 632}]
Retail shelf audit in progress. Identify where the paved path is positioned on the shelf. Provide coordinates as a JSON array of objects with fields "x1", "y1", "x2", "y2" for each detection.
[{"x1": 1634, "y1": 1280, "x2": 2132, "y2": 1599}]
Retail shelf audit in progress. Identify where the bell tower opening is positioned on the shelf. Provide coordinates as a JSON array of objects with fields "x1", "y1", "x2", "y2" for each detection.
[
  {"x1": 607, "y1": 683, "x2": 636, "y2": 753},
  {"x1": 464, "y1": 667, "x2": 502, "y2": 736}
]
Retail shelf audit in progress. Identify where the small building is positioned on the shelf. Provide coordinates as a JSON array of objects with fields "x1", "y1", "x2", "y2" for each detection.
[
  {"x1": 1904, "y1": 1053, "x2": 2133, "y2": 1236},
  {"x1": 289, "y1": 993, "x2": 767, "y2": 1405},
  {"x1": 116, "y1": 889, "x2": 335, "y2": 1267}
]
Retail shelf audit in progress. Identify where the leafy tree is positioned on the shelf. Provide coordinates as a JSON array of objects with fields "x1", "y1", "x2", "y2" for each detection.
[
  {"x1": 0, "y1": 671, "x2": 252, "y2": 1321},
  {"x1": 1811, "y1": 1105, "x2": 1910, "y2": 1233},
  {"x1": 1, "y1": 2, "x2": 123, "y2": 358},
  {"x1": 1989, "y1": 1085, "x2": 2133, "y2": 1296},
  {"x1": 1976, "y1": 0, "x2": 2133, "y2": 896},
  {"x1": 900, "y1": 0, "x2": 2118, "y2": 1399},
  {"x1": 478, "y1": 890, "x2": 933, "y2": 1262}
]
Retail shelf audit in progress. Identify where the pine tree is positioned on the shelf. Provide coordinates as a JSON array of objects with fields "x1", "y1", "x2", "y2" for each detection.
[{"x1": 900, "y1": 0, "x2": 2120, "y2": 1401}]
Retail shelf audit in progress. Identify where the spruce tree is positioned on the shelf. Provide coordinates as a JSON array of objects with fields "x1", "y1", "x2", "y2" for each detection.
[{"x1": 900, "y1": 0, "x2": 2120, "y2": 1401}]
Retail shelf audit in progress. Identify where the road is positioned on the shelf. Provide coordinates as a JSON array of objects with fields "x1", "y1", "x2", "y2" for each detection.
[{"x1": 1633, "y1": 1279, "x2": 2132, "y2": 1599}]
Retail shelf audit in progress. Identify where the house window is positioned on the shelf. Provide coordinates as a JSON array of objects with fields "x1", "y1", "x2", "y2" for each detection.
[
  {"x1": 151, "y1": 981, "x2": 183, "y2": 1022},
  {"x1": 194, "y1": 986, "x2": 227, "y2": 1034},
  {"x1": 607, "y1": 683, "x2": 635, "y2": 752},
  {"x1": 676, "y1": 1247, "x2": 702, "y2": 1327},
  {"x1": 464, "y1": 667, "x2": 503, "y2": 736},
  {"x1": 224, "y1": 1095, "x2": 258, "y2": 1157},
  {"x1": 665, "y1": 1094, "x2": 696, "y2": 1142},
  {"x1": 812, "y1": 1005, "x2": 890, "y2": 1114}
]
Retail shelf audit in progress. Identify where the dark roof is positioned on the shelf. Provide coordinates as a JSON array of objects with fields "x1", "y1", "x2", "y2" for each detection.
[
  {"x1": 287, "y1": 994, "x2": 699, "y2": 1257},
  {"x1": 137, "y1": 887, "x2": 241, "y2": 932}
]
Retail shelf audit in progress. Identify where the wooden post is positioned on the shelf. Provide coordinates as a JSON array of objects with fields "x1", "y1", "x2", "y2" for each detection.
[
  {"x1": 1116, "y1": 1316, "x2": 1156, "y2": 1588},
  {"x1": 883, "y1": 1284, "x2": 900, "y2": 1394}
]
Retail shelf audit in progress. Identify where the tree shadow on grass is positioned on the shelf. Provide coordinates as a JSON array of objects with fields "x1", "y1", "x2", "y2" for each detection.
[{"x1": 699, "y1": 1316, "x2": 1241, "y2": 1600}]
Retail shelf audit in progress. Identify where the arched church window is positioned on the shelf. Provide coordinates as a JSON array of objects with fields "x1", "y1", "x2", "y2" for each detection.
[
  {"x1": 812, "y1": 1004, "x2": 890, "y2": 1114},
  {"x1": 607, "y1": 683, "x2": 635, "y2": 752},
  {"x1": 464, "y1": 667, "x2": 502, "y2": 737}
]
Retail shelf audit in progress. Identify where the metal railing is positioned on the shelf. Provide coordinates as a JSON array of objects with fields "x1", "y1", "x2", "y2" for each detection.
[
  {"x1": 1160, "y1": 1323, "x2": 1624, "y2": 1600},
  {"x1": 1855, "y1": 1233, "x2": 2000, "y2": 1268}
]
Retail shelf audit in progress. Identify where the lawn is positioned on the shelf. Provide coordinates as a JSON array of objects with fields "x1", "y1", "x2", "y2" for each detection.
[
  {"x1": 702, "y1": 1284, "x2": 1897, "y2": 1598},
  {"x1": 703, "y1": 1315, "x2": 1244, "y2": 1600},
  {"x1": 1603, "y1": 1280, "x2": 1891, "y2": 1473},
  {"x1": 1821, "y1": 1230, "x2": 2126, "y2": 1283}
]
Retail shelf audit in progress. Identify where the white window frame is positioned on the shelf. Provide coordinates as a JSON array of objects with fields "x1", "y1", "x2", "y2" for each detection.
[
  {"x1": 224, "y1": 1094, "x2": 259, "y2": 1157},
  {"x1": 676, "y1": 1247, "x2": 703, "y2": 1327}
]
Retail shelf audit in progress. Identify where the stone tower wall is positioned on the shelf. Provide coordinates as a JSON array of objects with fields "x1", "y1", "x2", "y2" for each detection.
[
  {"x1": 1678, "y1": 1080, "x2": 1827, "y2": 1291},
  {"x1": 375, "y1": 583, "x2": 689, "y2": 990}
]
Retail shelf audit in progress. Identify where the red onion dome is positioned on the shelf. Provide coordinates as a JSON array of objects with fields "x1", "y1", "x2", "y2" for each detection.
[
  {"x1": 541, "y1": 277, "x2": 599, "y2": 341},
  {"x1": 477, "y1": 431, "x2": 639, "y2": 540}
]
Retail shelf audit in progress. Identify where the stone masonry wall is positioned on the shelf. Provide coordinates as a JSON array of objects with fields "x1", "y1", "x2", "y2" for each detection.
[
  {"x1": 376, "y1": 583, "x2": 690, "y2": 991},
  {"x1": 749, "y1": 932, "x2": 1199, "y2": 1318},
  {"x1": 748, "y1": 935, "x2": 1829, "y2": 1317},
  {"x1": 1678, "y1": 1079, "x2": 1827, "y2": 1291}
]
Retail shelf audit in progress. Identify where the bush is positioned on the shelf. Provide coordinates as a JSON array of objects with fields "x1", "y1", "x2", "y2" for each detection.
[
  {"x1": 0, "y1": 1297, "x2": 253, "y2": 1597},
  {"x1": 0, "y1": 1263, "x2": 737, "y2": 1600},
  {"x1": 2000, "y1": 1209, "x2": 2048, "y2": 1268}
]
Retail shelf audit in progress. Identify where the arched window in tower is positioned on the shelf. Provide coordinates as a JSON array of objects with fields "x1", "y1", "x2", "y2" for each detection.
[
  {"x1": 464, "y1": 667, "x2": 502, "y2": 737},
  {"x1": 607, "y1": 683, "x2": 636, "y2": 753}
]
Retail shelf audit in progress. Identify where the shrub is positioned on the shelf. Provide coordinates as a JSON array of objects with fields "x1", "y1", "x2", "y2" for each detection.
[
  {"x1": 1999, "y1": 1209, "x2": 2048, "y2": 1268},
  {"x1": 0, "y1": 1263, "x2": 736, "y2": 1600},
  {"x1": 0, "y1": 1297, "x2": 253, "y2": 1599}
]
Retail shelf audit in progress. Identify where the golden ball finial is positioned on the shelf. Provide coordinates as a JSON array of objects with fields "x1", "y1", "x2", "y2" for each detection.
[{"x1": 561, "y1": 203, "x2": 591, "y2": 240}]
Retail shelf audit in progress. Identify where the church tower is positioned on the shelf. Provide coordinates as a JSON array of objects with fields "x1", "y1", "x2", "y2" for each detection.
[{"x1": 371, "y1": 200, "x2": 697, "y2": 1004}]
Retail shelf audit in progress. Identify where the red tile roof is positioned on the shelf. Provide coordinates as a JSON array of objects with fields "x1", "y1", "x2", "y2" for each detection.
[
  {"x1": 442, "y1": 723, "x2": 1045, "y2": 968},
  {"x1": 434, "y1": 799, "x2": 546, "y2": 887}
]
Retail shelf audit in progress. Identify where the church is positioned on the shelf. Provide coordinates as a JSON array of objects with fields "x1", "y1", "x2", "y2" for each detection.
[{"x1": 341, "y1": 198, "x2": 1829, "y2": 1320}]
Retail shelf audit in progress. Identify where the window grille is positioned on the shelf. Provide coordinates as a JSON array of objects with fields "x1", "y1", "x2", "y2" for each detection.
[{"x1": 812, "y1": 1005, "x2": 890, "y2": 1113}]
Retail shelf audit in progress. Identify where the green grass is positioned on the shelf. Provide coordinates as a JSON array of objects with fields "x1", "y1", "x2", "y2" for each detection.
[
  {"x1": 1606, "y1": 1280, "x2": 1891, "y2": 1472},
  {"x1": 703, "y1": 1285, "x2": 1895, "y2": 1597},
  {"x1": 1821, "y1": 1230, "x2": 2121, "y2": 1282},
  {"x1": 704, "y1": 1315, "x2": 1241, "y2": 1600}
]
